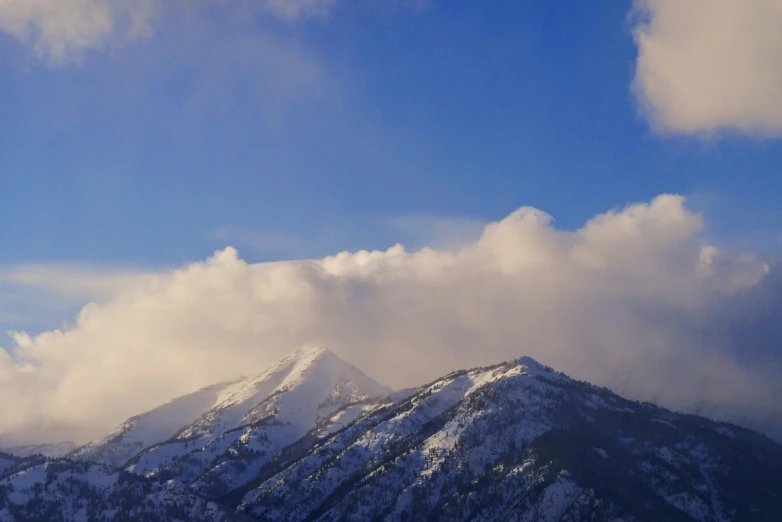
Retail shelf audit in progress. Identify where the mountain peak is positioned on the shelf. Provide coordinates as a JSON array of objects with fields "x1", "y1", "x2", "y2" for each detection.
[
  {"x1": 285, "y1": 345, "x2": 349, "y2": 369},
  {"x1": 291, "y1": 344, "x2": 329, "y2": 357},
  {"x1": 515, "y1": 355, "x2": 543, "y2": 367},
  {"x1": 275, "y1": 345, "x2": 341, "y2": 369},
  {"x1": 119, "y1": 345, "x2": 391, "y2": 487},
  {"x1": 514, "y1": 355, "x2": 564, "y2": 379}
]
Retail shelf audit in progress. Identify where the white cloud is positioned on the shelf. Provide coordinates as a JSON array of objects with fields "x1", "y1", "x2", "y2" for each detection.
[
  {"x1": 631, "y1": 0, "x2": 782, "y2": 136},
  {"x1": 0, "y1": 0, "x2": 339, "y2": 63},
  {"x1": 0, "y1": 0, "x2": 156, "y2": 62},
  {"x1": 1, "y1": 195, "x2": 780, "y2": 444}
]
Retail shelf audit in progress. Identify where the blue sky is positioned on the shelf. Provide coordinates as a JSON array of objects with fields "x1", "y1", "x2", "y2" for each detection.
[{"x1": 1, "y1": 0, "x2": 780, "y2": 275}]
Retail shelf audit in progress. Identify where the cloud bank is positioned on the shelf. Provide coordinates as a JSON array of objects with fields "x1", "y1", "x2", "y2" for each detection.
[
  {"x1": 631, "y1": 0, "x2": 782, "y2": 136},
  {"x1": 1, "y1": 195, "x2": 781, "y2": 443}
]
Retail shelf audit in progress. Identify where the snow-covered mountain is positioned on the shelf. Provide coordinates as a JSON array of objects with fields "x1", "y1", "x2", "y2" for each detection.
[
  {"x1": 40, "y1": 349, "x2": 782, "y2": 521},
  {"x1": 74, "y1": 346, "x2": 391, "y2": 499},
  {"x1": 1, "y1": 441, "x2": 77, "y2": 459},
  {"x1": 0, "y1": 452, "x2": 249, "y2": 521},
  {"x1": 232, "y1": 357, "x2": 782, "y2": 522}
]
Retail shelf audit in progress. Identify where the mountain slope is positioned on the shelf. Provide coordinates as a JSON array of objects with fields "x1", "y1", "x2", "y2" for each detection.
[
  {"x1": 71, "y1": 379, "x2": 245, "y2": 468},
  {"x1": 0, "y1": 453, "x2": 249, "y2": 521},
  {"x1": 232, "y1": 357, "x2": 782, "y2": 522},
  {"x1": 119, "y1": 346, "x2": 391, "y2": 498},
  {"x1": 1, "y1": 441, "x2": 77, "y2": 459}
]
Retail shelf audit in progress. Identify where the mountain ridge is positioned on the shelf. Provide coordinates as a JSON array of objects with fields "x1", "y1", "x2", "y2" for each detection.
[
  {"x1": 0, "y1": 441, "x2": 77, "y2": 459},
  {"x1": 4, "y1": 348, "x2": 779, "y2": 521},
  {"x1": 230, "y1": 355, "x2": 782, "y2": 521}
]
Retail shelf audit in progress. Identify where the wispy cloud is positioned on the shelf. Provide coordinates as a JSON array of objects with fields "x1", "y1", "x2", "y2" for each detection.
[
  {"x1": 0, "y1": 0, "x2": 157, "y2": 63},
  {"x1": 0, "y1": 0, "x2": 430, "y2": 65},
  {"x1": 0, "y1": 263, "x2": 159, "y2": 299},
  {"x1": 631, "y1": 0, "x2": 782, "y2": 137},
  {"x1": 262, "y1": 0, "x2": 337, "y2": 21},
  {"x1": 1, "y1": 195, "x2": 780, "y2": 443},
  {"x1": 0, "y1": 0, "x2": 340, "y2": 64}
]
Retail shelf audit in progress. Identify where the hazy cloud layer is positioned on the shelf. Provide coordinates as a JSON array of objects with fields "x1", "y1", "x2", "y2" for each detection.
[
  {"x1": 631, "y1": 0, "x2": 782, "y2": 136},
  {"x1": 1, "y1": 195, "x2": 780, "y2": 443},
  {"x1": 0, "y1": 264, "x2": 159, "y2": 300}
]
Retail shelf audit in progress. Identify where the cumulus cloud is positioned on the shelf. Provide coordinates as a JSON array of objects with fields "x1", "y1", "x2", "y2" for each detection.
[
  {"x1": 1, "y1": 195, "x2": 780, "y2": 444},
  {"x1": 0, "y1": 0, "x2": 339, "y2": 63},
  {"x1": 631, "y1": 0, "x2": 782, "y2": 136}
]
